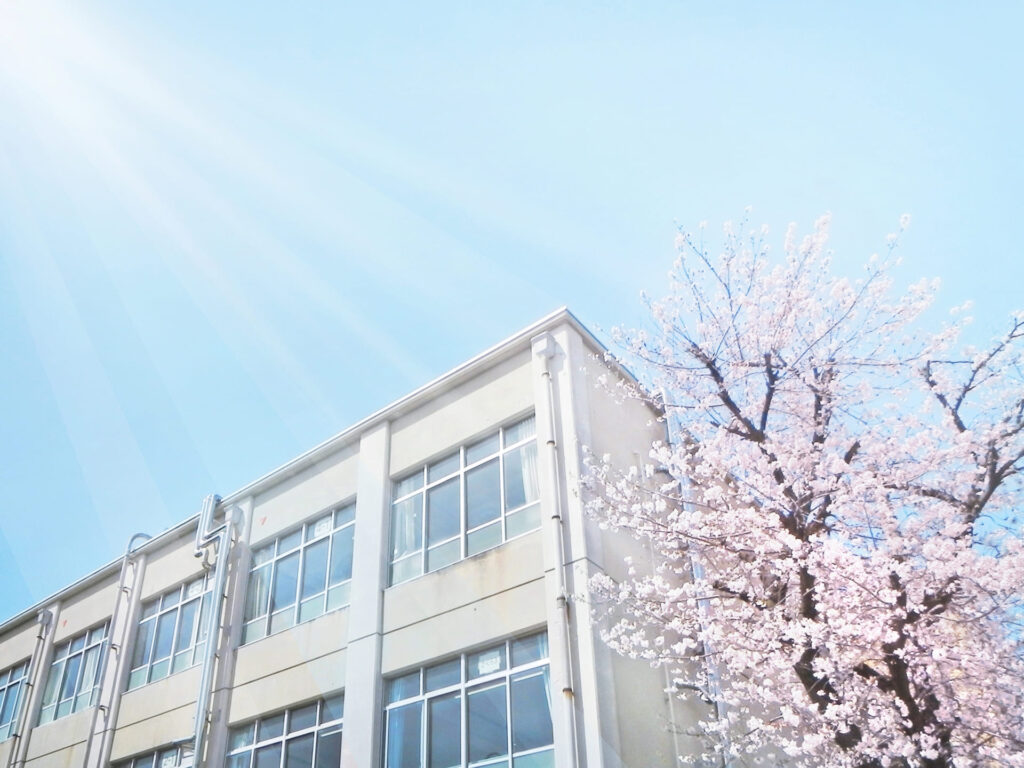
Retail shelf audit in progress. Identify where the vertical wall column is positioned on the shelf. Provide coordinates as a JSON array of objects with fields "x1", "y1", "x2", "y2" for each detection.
[
  {"x1": 9, "y1": 602, "x2": 60, "y2": 768},
  {"x1": 343, "y1": 421, "x2": 391, "y2": 768}
]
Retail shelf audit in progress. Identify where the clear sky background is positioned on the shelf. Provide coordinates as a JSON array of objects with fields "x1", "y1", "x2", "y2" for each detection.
[{"x1": 0, "y1": 1, "x2": 1021, "y2": 622}]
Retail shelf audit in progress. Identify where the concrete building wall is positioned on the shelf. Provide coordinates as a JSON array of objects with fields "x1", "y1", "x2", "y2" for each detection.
[{"x1": 0, "y1": 311, "x2": 683, "y2": 768}]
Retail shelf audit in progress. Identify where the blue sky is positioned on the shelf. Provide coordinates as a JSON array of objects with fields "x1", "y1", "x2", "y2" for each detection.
[{"x1": 0, "y1": 1, "x2": 1021, "y2": 621}]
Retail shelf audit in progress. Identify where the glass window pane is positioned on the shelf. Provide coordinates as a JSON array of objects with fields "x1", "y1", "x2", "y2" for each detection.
[
  {"x1": 505, "y1": 505, "x2": 540, "y2": 539},
  {"x1": 504, "y1": 416, "x2": 536, "y2": 446},
  {"x1": 427, "y1": 478, "x2": 460, "y2": 546},
  {"x1": 425, "y1": 659, "x2": 461, "y2": 692},
  {"x1": 468, "y1": 683, "x2": 508, "y2": 763},
  {"x1": 468, "y1": 645, "x2": 507, "y2": 679},
  {"x1": 175, "y1": 600, "x2": 199, "y2": 654},
  {"x1": 427, "y1": 540, "x2": 460, "y2": 573},
  {"x1": 132, "y1": 620, "x2": 156, "y2": 670},
  {"x1": 252, "y1": 543, "x2": 275, "y2": 567},
  {"x1": 141, "y1": 601, "x2": 159, "y2": 620},
  {"x1": 326, "y1": 583, "x2": 350, "y2": 611},
  {"x1": 466, "y1": 433, "x2": 499, "y2": 464},
  {"x1": 387, "y1": 672, "x2": 420, "y2": 704},
  {"x1": 391, "y1": 497, "x2": 423, "y2": 560},
  {"x1": 278, "y1": 530, "x2": 302, "y2": 554},
  {"x1": 0, "y1": 681, "x2": 20, "y2": 726},
  {"x1": 60, "y1": 654, "x2": 82, "y2": 701},
  {"x1": 429, "y1": 692, "x2": 461, "y2": 768},
  {"x1": 161, "y1": 588, "x2": 182, "y2": 610},
  {"x1": 386, "y1": 701, "x2": 422, "y2": 768},
  {"x1": 329, "y1": 526, "x2": 354, "y2": 586},
  {"x1": 78, "y1": 645, "x2": 101, "y2": 696},
  {"x1": 394, "y1": 471, "x2": 423, "y2": 499},
  {"x1": 504, "y1": 444, "x2": 539, "y2": 511},
  {"x1": 307, "y1": 514, "x2": 333, "y2": 542},
  {"x1": 227, "y1": 754, "x2": 251, "y2": 768},
  {"x1": 390, "y1": 555, "x2": 421, "y2": 586},
  {"x1": 271, "y1": 552, "x2": 300, "y2": 612},
  {"x1": 511, "y1": 670, "x2": 553, "y2": 752},
  {"x1": 285, "y1": 733, "x2": 314, "y2": 768},
  {"x1": 300, "y1": 539, "x2": 329, "y2": 601},
  {"x1": 70, "y1": 635, "x2": 86, "y2": 653},
  {"x1": 254, "y1": 744, "x2": 282, "y2": 768},
  {"x1": 513, "y1": 751, "x2": 554, "y2": 768},
  {"x1": 230, "y1": 723, "x2": 255, "y2": 750},
  {"x1": 259, "y1": 712, "x2": 286, "y2": 741},
  {"x1": 428, "y1": 452, "x2": 459, "y2": 482},
  {"x1": 315, "y1": 727, "x2": 342, "y2": 768},
  {"x1": 334, "y1": 504, "x2": 355, "y2": 527},
  {"x1": 153, "y1": 612, "x2": 176, "y2": 661},
  {"x1": 511, "y1": 634, "x2": 548, "y2": 667},
  {"x1": 466, "y1": 460, "x2": 500, "y2": 529},
  {"x1": 186, "y1": 576, "x2": 206, "y2": 599},
  {"x1": 135, "y1": 756, "x2": 156, "y2": 768},
  {"x1": 289, "y1": 703, "x2": 318, "y2": 732},
  {"x1": 467, "y1": 521, "x2": 502, "y2": 556},
  {"x1": 322, "y1": 694, "x2": 344, "y2": 723},
  {"x1": 244, "y1": 566, "x2": 271, "y2": 622},
  {"x1": 41, "y1": 660, "x2": 63, "y2": 707}
]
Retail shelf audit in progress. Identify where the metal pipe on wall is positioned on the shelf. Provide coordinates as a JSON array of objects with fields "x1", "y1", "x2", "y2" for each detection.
[
  {"x1": 533, "y1": 331, "x2": 581, "y2": 768},
  {"x1": 192, "y1": 493, "x2": 238, "y2": 768},
  {"x1": 5, "y1": 609, "x2": 52, "y2": 768}
]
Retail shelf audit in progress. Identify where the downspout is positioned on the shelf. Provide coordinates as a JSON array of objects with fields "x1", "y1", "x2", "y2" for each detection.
[
  {"x1": 5, "y1": 609, "x2": 52, "y2": 768},
  {"x1": 192, "y1": 493, "x2": 238, "y2": 768},
  {"x1": 91, "y1": 533, "x2": 151, "y2": 768},
  {"x1": 533, "y1": 332, "x2": 580, "y2": 768},
  {"x1": 84, "y1": 533, "x2": 150, "y2": 768}
]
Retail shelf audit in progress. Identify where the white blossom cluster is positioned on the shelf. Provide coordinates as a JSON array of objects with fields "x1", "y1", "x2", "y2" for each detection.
[{"x1": 588, "y1": 215, "x2": 1024, "y2": 767}]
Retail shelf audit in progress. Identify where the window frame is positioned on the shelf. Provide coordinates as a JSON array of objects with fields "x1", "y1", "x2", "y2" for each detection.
[
  {"x1": 0, "y1": 660, "x2": 28, "y2": 741},
  {"x1": 114, "y1": 742, "x2": 195, "y2": 768},
  {"x1": 225, "y1": 694, "x2": 344, "y2": 768},
  {"x1": 127, "y1": 573, "x2": 213, "y2": 691},
  {"x1": 389, "y1": 414, "x2": 541, "y2": 585},
  {"x1": 38, "y1": 622, "x2": 109, "y2": 725},
  {"x1": 242, "y1": 501, "x2": 356, "y2": 644},
  {"x1": 383, "y1": 632, "x2": 553, "y2": 768}
]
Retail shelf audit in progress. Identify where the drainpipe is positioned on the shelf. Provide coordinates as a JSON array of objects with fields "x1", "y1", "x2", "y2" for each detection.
[
  {"x1": 5, "y1": 608, "x2": 53, "y2": 768},
  {"x1": 87, "y1": 533, "x2": 151, "y2": 768},
  {"x1": 192, "y1": 494, "x2": 238, "y2": 768},
  {"x1": 533, "y1": 332, "x2": 580, "y2": 768}
]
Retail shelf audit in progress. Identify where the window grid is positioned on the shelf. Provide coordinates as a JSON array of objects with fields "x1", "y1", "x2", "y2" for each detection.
[
  {"x1": 242, "y1": 503, "x2": 356, "y2": 644},
  {"x1": 115, "y1": 742, "x2": 194, "y2": 768},
  {"x1": 0, "y1": 660, "x2": 28, "y2": 741},
  {"x1": 226, "y1": 695, "x2": 344, "y2": 768},
  {"x1": 128, "y1": 574, "x2": 212, "y2": 690},
  {"x1": 390, "y1": 415, "x2": 540, "y2": 585},
  {"x1": 384, "y1": 632, "x2": 553, "y2": 768},
  {"x1": 38, "y1": 623, "x2": 108, "y2": 725}
]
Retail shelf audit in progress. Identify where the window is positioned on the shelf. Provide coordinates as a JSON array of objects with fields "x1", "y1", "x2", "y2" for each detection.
[
  {"x1": 226, "y1": 695, "x2": 344, "y2": 768},
  {"x1": 38, "y1": 623, "x2": 108, "y2": 724},
  {"x1": 114, "y1": 743, "x2": 194, "y2": 768},
  {"x1": 0, "y1": 660, "x2": 28, "y2": 740},
  {"x1": 390, "y1": 415, "x2": 540, "y2": 585},
  {"x1": 384, "y1": 632, "x2": 554, "y2": 768},
  {"x1": 128, "y1": 574, "x2": 212, "y2": 690},
  {"x1": 242, "y1": 503, "x2": 355, "y2": 644}
]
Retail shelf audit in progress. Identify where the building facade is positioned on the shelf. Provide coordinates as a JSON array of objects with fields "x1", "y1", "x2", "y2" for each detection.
[{"x1": 0, "y1": 310, "x2": 698, "y2": 768}]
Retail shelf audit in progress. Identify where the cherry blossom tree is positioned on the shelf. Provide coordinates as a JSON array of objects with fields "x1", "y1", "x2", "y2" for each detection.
[{"x1": 587, "y1": 215, "x2": 1024, "y2": 767}]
